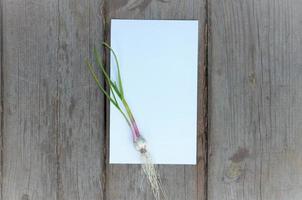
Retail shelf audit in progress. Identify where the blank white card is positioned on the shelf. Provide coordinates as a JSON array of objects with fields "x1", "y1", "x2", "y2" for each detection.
[{"x1": 109, "y1": 19, "x2": 198, "y2": 164}]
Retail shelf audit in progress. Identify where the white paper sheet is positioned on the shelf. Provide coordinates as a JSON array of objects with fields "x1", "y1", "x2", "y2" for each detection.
[{"x1": 109, "y1": 19, "x2": 198, "y2": 165}]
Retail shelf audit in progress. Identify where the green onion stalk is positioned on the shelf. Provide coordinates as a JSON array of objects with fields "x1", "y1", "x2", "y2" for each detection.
[{"x1": 86, "y1": 43, "x2": 167, "y2": 200}]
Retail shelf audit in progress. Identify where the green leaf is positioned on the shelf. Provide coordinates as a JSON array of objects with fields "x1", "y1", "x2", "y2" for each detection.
[
  {"x1": 85, "y1": 60, "x2": 118, "y2": 108},
  {"x1": 103, "y1": 42, "x2": 124, "y2": 97},
  {"x1": 93, "y1": 48, "x2": 111, "y2": 86},
  {"x1": 85, "y1": 59, "x2": 131, "y2": 126},
  {"x1": 93, "y1": 48, "x2": 120, "y2": 106},
  {"x1": 111, "y1": 81, "x2": 121, "y2": 96},
  {"x1": 93, "y1": 47, "x2": 123, "y2": 99}
]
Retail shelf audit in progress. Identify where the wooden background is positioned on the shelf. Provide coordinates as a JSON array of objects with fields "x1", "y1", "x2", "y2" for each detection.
[{"x1": 0, "y1": 0, "x2": 302, "y2": 199}]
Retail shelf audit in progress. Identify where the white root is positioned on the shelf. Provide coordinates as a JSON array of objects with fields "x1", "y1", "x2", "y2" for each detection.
[
  {"x1": 140, "y1": 152, "x2": 167, "y2": 200},
  {"x1": 134, "y1": 136, "x2": 167, "y2": 200}
]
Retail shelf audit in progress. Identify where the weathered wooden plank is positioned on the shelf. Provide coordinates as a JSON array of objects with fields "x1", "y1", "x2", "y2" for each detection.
[
  {"x1": 2, "y1": 0, "x2": 58, "y2": 199},
  {"x1": 208, "y1": 0, "x2": 302, "y2": 199},
  {"x1": 0, "y1": 0, "x2": 3, "y2": 198},
  {"x1": 56, "y1": 0, "x2": 104, "y2": 199},
  {"x1": 104, "y1": 1, "x2": 207, "y2": 200}
]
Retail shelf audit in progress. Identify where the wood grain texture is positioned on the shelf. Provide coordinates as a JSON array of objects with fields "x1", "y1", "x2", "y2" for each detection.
[
  {"x1": 104, "y1": 0, "x2": 207, "y2": 200},
  {"x1": 2, "y1": 0, "x2": 104, "y2": 199},
  {"x1": 56, "y1": 0, "x2": 104, "y2": 199},
  {"x1": 208, "y1": 0, "x2": 302, "y2": 199},
  {"x1": 0, "y1": 0, "x2": 3, "y2": 198},
  {"x1": 2, "y1": 0, "x2": 58, "y2": 199}
]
